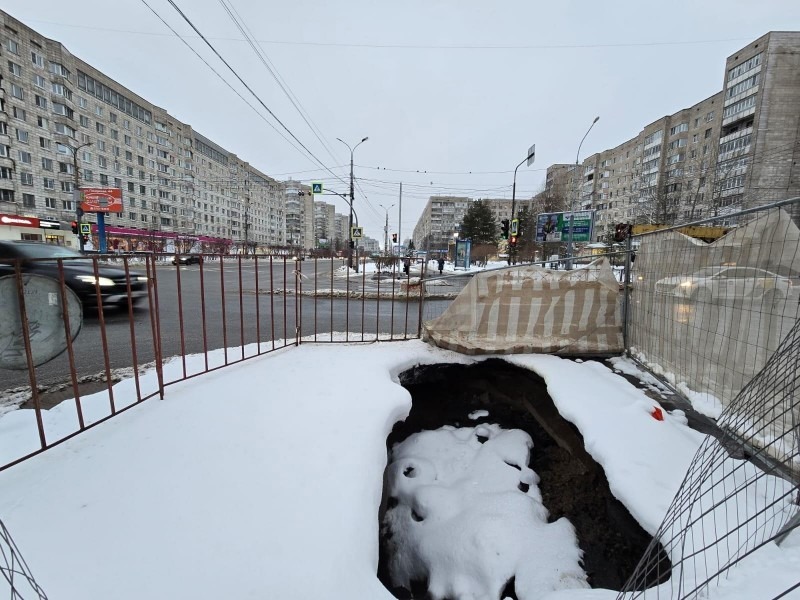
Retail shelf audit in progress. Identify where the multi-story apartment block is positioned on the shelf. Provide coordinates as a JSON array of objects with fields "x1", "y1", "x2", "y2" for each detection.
[
  {"x1": 0, "y1": 9, "x2": 286, "y2": 252},
  {"x1": 313, "y1": 201, "x2": 336, "y2": 248},
  {"x1": 412, "y1": 196, "x2": 471, "y2": 252},
  {"x1": 283, "y1": 179, "x2": 314, "y2": 250}
]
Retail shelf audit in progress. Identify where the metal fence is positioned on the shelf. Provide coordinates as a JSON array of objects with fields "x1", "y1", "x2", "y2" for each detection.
[{"x1": 0, "y1": 253, "x2": 426, "y2": 471}]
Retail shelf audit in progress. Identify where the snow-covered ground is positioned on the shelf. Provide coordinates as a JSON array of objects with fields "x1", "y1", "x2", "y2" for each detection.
[{"x1": 0, "y1": 339, "x2": 797, "y2": 600}]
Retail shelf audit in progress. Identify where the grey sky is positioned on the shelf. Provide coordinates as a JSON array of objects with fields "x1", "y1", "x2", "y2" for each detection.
[{"x1": 6, "y1": 0, "x2": 798, "y2": 241}]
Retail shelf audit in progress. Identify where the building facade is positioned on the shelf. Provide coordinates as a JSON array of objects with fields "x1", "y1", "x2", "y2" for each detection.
[
  {"x1": 0, "y1": 9, "x2": 286, "y2": 252},
  {"x1": 411, "y1": 196, "x2": 471, "y2": 252}
]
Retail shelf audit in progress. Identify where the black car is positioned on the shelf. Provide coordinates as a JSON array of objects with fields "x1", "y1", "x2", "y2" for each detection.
[
  {"x1": 0, "y1": 240, "x2": 149, "y2": 309},
  {"x1": 172, "y1": 254, "x2": 203, "y2": 265}
]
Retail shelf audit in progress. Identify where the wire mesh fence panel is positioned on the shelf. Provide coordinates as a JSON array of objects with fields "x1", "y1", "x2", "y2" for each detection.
[
  {"x1": 618, "y1": 315, "x2": 800, "y2": 600},
  {"x1": 627, "y1": 205, "x2": 800, "y2": 427},
  {"x1": 0, "y1": 519, "x2": 48, "y2": 599}
]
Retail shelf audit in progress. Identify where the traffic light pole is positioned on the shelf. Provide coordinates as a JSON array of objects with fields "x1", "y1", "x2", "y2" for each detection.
[{"x1": 68, "y1": 141, "x2": 92, "y2": 252}]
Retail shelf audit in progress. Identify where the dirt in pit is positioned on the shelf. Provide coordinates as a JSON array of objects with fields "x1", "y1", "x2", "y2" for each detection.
[{"x1": 378, "y1": 359, "x2": 671, "y2": 599}]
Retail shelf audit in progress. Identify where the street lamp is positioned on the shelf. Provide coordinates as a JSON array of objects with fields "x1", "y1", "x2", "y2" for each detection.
[
  {"x1": 566, "y1": 116, "x2": 599, "y2": 270},
  {"x1": 336, "y1": 136, "x2": 369, "y2": 272},
  {"x1": 379, "y1": 203, "x2": 395, "y2": 255},
  {"x1": 509, "y1": 143, "x2": 536, "y2": 265}
]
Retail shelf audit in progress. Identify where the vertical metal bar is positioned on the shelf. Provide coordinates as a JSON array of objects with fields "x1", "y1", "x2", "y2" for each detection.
[
  {"x1": 314, "y1": 256, "x2": 318, "y2": 342},
  {"x1": 270, "y1": 255, "x2": 275, "y2": 351},
  {"x1": 417, "y1": 259, "x2": 425, "y2": 338},
  {"x1": 390, "y1": 258, "x2": 396, "y2": 340},
  {"x1": 145, "y1": 255, "x2": 164, "y2": 399},
  {"x1": 122, "y1": 258, "x2": 143, "y2": 403},
  {"x1": 14, "y1": 262, "x2": 46, "y2": 449},
  {"x1": 56, "y1": 259, "x2": 85, "y2": 427},
  {"x1": 345, "y1": 255, "x2": 350, "y2": 341},
  {"x1": 282, "y1": 256, "x2": 288, "y2": 346},
  {"x1": 255, "y1": 255, "x2": 261, "y2": 354},
  {"x1": 295, "y1": 257, "x2": 301, "y2": 346},
  {"x1": 404, "y1": 263, "x2": 410, "y2": 340},
  {"x1": 92, "y1": 257, "x2": 116, "y2": 413},
  {"x1": 220, "y1": 254, "x2": 229, "y2": 364},
  {"x1": 329, "y1": 256, "x2": 334, "y2": 342},
  {"x1": 622, "y1": 233, "x2": 633, "y2": 354},
  {"x1": 199, "y1": 255, "x2": 209, "y2": 371},
  {"x1": 175, "y1": 255, "x2": 187, "y2": 379},
  {"x1": 376, "y1": 256, "x2": 381, "y2": 340},
  {"x1": 361, "y1": 254, "x2": 367, "y2": 341},
  {"x1": 238, "y1": 255, "x2": 245, "y2": 360}
]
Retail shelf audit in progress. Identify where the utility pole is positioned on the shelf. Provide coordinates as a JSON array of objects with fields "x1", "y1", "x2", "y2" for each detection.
[
  {"x1": 68, "y1": 141, "x2": 92, "y2": 252},
  {"x1": 379, "y1": 202, "x2": 395, "y2": 256},
  {"x1": 508, "y1": 144, "x2": 536, "y2": 265},
  {"x1": 336, "y1": 136, "x2": 368, "y2": 273},
  {"x1": 397, "y1": 182, "x2": 402, "y2": 255},
  {"x1": 566, "y1": 116, "x2": 599, "y2": 270}
]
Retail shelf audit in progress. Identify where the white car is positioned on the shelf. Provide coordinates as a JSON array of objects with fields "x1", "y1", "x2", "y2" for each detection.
[{"x1": 654, "y1": 266, "x2": 792, "y2": 304}]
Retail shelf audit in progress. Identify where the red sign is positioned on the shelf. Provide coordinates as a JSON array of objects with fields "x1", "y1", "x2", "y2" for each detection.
[
  {"x1": 80, "y1": 188, "x2": 123, "y2": 213},
  {"x1": 0, "y1": 213, "x2": 40, "y2": 228}
]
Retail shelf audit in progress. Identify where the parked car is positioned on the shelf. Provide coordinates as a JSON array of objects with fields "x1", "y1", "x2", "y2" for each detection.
[
  {"x1": 654, "y1": 266, "x2": 791, "y2": 303},
  {"x1": 172, "y1": 254, "x2": 203, "y2": 265},
  {"x1": 0, "y1": 240, "x2": 149, "y2": 309}
]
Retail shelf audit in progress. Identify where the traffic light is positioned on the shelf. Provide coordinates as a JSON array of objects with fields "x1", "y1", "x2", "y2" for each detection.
[
  {"x1": 501, "y1": 219, "x2": 510, "y2": 239},
  {"x1": 509, "y1": 235, "x2": 518, "y2": 247},
  {"x1": 392, "y1": 233, "x2": 397, "y2": 243},
  {"x1": 82, "y1": 235, "x2": 89, "y2": 244},
  {"x1": 614, "y1": 223, "x2": 631, "y2": 242},
  {"x1": 71, "y1": 221, "x2": 79, "y2": 234}
]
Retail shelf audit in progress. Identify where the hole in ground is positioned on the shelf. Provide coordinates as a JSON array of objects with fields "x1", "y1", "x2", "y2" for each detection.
[{"x1": 378, "y1": 359, "x2": 671, "y2": 598}]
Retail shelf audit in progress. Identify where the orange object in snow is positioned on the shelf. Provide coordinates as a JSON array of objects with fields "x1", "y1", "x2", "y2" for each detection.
[{"x1": 651, "y1": 407, "x2": 664, "y2": 421}]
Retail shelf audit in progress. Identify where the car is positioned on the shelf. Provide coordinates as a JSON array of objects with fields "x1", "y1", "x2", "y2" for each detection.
[
  {"x1": 0, "y1": 240, "x2": 149, "y2": 309},
  {"x1": 172, "y1": 254, "x2": 203, "y2": 265},
  {"x1": 654, "y1": 266, "x2": 792, "y2": 304}
]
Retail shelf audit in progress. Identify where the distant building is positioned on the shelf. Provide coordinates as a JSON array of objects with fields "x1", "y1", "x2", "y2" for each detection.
[{"x1": 411, "y1": 196, "x2": 471, "y2": 252}]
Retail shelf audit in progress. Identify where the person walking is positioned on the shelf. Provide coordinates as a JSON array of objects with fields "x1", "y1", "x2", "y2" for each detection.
[{"x1": 437, "y1": 257, "x2": 445, "y2": 275}]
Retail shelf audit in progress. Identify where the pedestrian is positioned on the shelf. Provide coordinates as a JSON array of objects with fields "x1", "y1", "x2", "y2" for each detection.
[
  {"x1": 403, "y1": 258, "x2": 410, "y2": 275},
  {"x1": 437, "y1": 257, "x2": 444, "y2": 275}
]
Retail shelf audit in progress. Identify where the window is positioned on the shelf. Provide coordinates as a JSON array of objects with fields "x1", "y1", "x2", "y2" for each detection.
[
  {"x1": 110, "y1": 112, "x2": 117, "y2": 124},
  {"x1": 12, "y1": 106, "x2": 26, "y2": 121},
  {"x1": 0, "y1": 167, "x2": 12, "y2": 178},
  {"x1": 140, "y1": 186, "x2": 146, "y2": 195},
  {"x1": 110, "y1": 128, "x2": 118, "y2": 140},
  {"x1": 45, "y1": 197, "x2": 58, "y2": 209},
  {"x1": 37, "y1": 116, "x2": 49, "y2": 129},
  {"x1": 129, "y1": 212, "x2": 137, "y2": 220},
  {"x1": 728, "y1": 53, "x2": 762, "y2": 81},
  {"x1": 706, "y1": 111, "x2": 714, "y2": 122},
  {"x1": 100, "y1": 174, "x2": 109, "y2": 185},
  {"x1": 98, "y1": 156, "x2": 107, "y2": 168},
  {"x1": 95, "y1": 105, "x2": 103, "y2": 117},
  {"x1": 723, "y1": 95, "x2": 757, "y2": 120},
  {"x1": 96, "y1": 122, "x2": 105, "y2": 134},
  {"x1": 48, "y1": 62, "x2": 71, "y2": 78},
  {"x1": 669, "y1": 123, "x2": 688, "y2": 136},
  {"x1": 18, "y1": 150, "x2": 31, "y2": 164},
  {"x1": 31, "y1": 51, "x2": 44, "y2": 68},
  {"x1": 126, "y1": 166, "x2": 134, "y2": 176},
  {"x1": 83, "y1": 169, "x2": 94, "y2": 182},
  {"x1": 0, "y1": 190, "x2": 14, "y2": 202},
  {"x1": 59, "y1": 162, "x2": 74, "y2": 174},
  {"x1": 7, "y1": 60, "x2": 21, "y2": 76},
  {"x1": 726, "y1": 73, "x2": 759, "y2": 99},
  {"x1": 16, "y1": 129, "x2": 28, "y2": 143},
  {"x1": 52, "y1": 103, "x2": 74, "y2": 119},
  {"x1": 35, "y1": 94, "x2": 47, "y2": 109},
  {"x1": 77, "y1": 96, "x2": 87, "y2": 108},
  {"x1": 42, "y1": 157, "x2": 53, "y2": 170},
  {"x1": 705, "y1": 128, "x2": 712, "y2": 139},
  {"x1": 79, "y1": 115, "x2": 90, "y2": 127},
  {"x1": 20, "y1": 171, "x2": 33, "y2": 185},
  {"x1": 97, "y1": 140, "x2": 106, "y2": 151},
  {"x1": 62, "y1": 199, "x2": 75, "y2": 210},
  {"x1": 43, "y1": 177, "x2": 55, "y2": 189},
  {"x1": 61, "y1": 181, "x2": 74, "y2": 192},
  {"x1": 128, "y1": 182, "x2": 135, "y2": 192},
  {"x1": 32, "y1": 74, "x2": 45, "y2": 88},
  {"x1": 10, "y1": 84, "x2": 24, "y2": 99},
  {"x1": 124, "y1": 135, "x2": 132, "y2": 146},
  {"x1": 6, "y1": 39, "x2": 19, "y2": 54},
  {"x1": 55, "y1": 123, "x2": 77, "y2": 138},
  {"x1": 22, "y1": 193, "x2": 35, "y2": 207}
]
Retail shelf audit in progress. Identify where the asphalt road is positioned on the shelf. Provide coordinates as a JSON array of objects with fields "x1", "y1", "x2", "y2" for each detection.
[{"x1": 0, "y1": 258, "x2": 448, "y2": 393}]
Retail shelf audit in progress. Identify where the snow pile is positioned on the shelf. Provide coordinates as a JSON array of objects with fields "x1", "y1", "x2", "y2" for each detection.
[{"x1": 384, "y1": 423, "x2": 588, "y2": 600}]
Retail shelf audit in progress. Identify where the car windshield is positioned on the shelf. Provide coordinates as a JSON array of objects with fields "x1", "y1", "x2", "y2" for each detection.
[{"x1": 14, "y1": 244, "x2": 85, "y2": 260}]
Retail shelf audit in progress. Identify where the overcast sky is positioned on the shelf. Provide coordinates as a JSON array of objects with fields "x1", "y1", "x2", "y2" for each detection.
[{"x1": 6, "y1": 1, "x2": 798, "y2": 241}]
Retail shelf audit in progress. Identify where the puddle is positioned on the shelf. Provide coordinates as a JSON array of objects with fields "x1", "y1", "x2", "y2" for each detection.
[{"x1": 378, "y1": 359, "x2": 670, "y2": 598}]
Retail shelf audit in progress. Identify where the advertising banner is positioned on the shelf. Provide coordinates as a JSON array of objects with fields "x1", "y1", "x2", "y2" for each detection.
[
  {"x1": 535, "y1": 211, "x2": 595, "y2": 243},
  {"x1": 454, "y1": 239, "x2": 472, "y2": 270},
  {"x1": 80, "y1": 188, "x2": 124, "y2": 213}
]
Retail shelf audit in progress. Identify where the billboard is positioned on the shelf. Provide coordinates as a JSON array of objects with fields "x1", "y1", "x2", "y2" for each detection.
[
  {"x1": 80, "y1": 188, "x2": 123, "y2": 213},
  {"x1": 535, "y1": 211, "x2": 595, "y2": 243}
]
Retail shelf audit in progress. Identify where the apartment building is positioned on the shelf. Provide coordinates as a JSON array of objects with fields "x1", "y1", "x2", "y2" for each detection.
[
  {"x1": 552, "y1": 31, "x2": 800, "y2": 242},
  {"x1": 0, "y1": 10, "x2": 286, "y2": 251},
  {"x1": 283, "y1": 179, "x2": 314, "y2": 250},
  {"x1": 411, "y1": 195, "x2": 471, "y2": 251}
]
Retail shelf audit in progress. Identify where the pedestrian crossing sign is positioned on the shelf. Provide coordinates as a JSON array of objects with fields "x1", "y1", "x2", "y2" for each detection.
[
  {"x1": 351, "y1": 226, "x2": 363, "y2": 239},
  {"x1": 80, "y1": 223, "x2": 92, "y2": 235},
  {"x1": 311, "y1": 182, "x2": 323, "y2": 194}
]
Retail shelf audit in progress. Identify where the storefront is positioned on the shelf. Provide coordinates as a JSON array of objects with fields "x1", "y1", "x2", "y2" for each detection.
[
  {"x1": 85, "y1": 225, "x2": 232, "y2": 254},
  {"x1": 0, "y1": 213, "x2": 71, "y2": 246}
]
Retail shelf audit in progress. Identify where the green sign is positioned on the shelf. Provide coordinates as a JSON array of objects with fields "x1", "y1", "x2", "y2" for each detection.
[
  {"x1": 311, "y1": 182, "x2": 323, "y2": 194},
  {"x1": 79, "y1": 223, "x2": 92, "y2": 235},
  {"x1": 535, "y1": 211, "x2": 595, "y2": 243}
]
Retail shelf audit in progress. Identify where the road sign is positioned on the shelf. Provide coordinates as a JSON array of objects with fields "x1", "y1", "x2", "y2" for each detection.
[
  {"x1": 510, "y1": 218, "x2": 519, "y2": 236},
  {"x1": 351, "y1": 226, "x2": 363, "y2": 239},
  {"x1": 80, "y1": 223, "x2": 92, "y2": 235},
  {"x1": 526, "y1": 143, "x2": 536, "y2": 166},
  {"x1": 311, "y1": 182, "x2": 323, "y2": 194}
]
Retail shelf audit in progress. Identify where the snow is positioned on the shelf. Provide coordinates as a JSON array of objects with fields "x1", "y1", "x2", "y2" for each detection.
[{"x1": 0, "y1": 340, "x2": 798, "y2": 600}]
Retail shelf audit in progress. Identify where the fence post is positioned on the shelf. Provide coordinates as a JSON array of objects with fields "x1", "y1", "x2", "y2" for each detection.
[
  {"x1": 622, "y1": 233, "x2": 633, "y2": 354},
  {"x1": 417, "y1": 260, "x2": 425, "y2": 338}
]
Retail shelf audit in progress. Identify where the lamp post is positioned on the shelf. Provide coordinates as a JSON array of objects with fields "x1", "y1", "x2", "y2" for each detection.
[
  {"x1": 566, "y1": 116, "x2": 599, "y2": 270},
  {"x1": 509, "y1": 144, "x2": 536, "y2": 265},
  {"x1": 64, "y1": 141, "x2": 92, "y2": 252},
  {"x1": 379, "y1": 203, "x2": 395, "y2": 255},
  {"x1": 336, "y1": 136, "x2": 369, "y2": 272}
]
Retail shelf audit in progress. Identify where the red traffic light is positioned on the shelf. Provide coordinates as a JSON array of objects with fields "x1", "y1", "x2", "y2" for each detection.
[
  {"x1": 509, "y1": 235, "x2": 518, "y2": 247},
  {"x1": 392, "y1": 233, "x2": 398, "y2": 243},
  {"x1": 71, "y1": 221, "x2": 79, "y2": 234}
]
